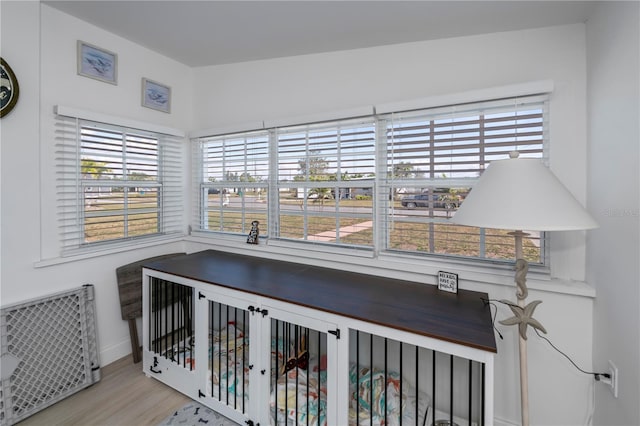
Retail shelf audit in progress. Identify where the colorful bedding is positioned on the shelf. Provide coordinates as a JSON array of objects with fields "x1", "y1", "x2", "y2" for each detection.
[
  {"x1": 349, "y1": 364, "x2": 431, "y2": 426},
  {"x1": 270, "y1": 359, "x2": 327, "y2": 426},
  {"x1": 207, "y1": 323, "x2": 250, "y2": 404},
  {"x1": 162, "y1": 323, "x2": 250, "y2": 404},
  {"x1": 269, "y1": 361, "x2": 431, "y2": 426},
  {"x1": 162, "y1": 327, "x2": 432, "y2": 426}
]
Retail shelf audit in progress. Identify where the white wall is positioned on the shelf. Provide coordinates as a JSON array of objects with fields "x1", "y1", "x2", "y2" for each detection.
[
  {"x1": 587, "y1": 2, "x2": 640, "y2": 425},
  {"x1": 1, "y1": 2, "x2": 192, "y2": 365},
  {"x1": 38, "y1": 4, "x2": 194, "y2": 261},
  {"x1": 190, "y1": 24, "x2": 597, "y2": 425},
  {"x1": 0, "y1": 2, "x2": 619, "y2": 425},
  {"x1": 192, "y1": 23, "x2": 591, "y2": 285},
  {"x1": 1, "y1": 1, "x2": 41, "y2": 305}
]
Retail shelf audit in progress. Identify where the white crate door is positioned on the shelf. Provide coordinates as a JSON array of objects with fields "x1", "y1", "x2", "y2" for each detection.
[
  {"x1": 195, "y1": 289, "x2": 257, "y2": 426},
  {"x1": 144, "y1": 277, "x2": 198, "y2": 398},
  {"x1": 259, "y1": 305, "x2": 338, "y2": 426}
]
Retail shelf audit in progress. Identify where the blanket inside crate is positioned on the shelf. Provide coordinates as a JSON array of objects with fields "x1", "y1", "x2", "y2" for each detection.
[
  {"x1": 162, "y1": 325, "x2": 438, "y2": 426},
  {"x1": 271, "y1": 366, "x2": 328, "y2": 426},
  {"x1": 207, "y1": 323, "x2": 250, "y2": 404},
  {"x1": 162, "y1": 323, "x2": 250, "y2": 404},
  {"x1": 348, "y1": 364, "x2": 431, "y2": 426},
  {"x1": 270, "y1": 350, "x2": 433, "y2": 426}
]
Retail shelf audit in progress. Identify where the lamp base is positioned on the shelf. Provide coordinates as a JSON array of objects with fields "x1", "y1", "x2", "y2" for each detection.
[{"x1": 499, "y1": 231, "x2": 548, "y2": 426}]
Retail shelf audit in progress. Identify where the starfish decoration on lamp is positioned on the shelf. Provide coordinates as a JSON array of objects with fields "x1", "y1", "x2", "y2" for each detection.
[{"x1": 499, "y1": 300, "x2": 547, "y2": 340}]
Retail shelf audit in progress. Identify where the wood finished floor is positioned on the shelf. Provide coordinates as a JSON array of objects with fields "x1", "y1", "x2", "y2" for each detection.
[{"x1": 17, "y1": 356, "x2": 191, "y2": 426}]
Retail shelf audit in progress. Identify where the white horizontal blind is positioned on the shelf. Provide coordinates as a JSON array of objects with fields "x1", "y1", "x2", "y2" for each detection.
[
  {"x1": 382, "y1": 95, "x2": 548, "y2": 263},
  {"x1": 192, "y1": 130, "x2": 270, "y2": 236},
  {"x1": 190, "y1": 93, "x2": 549, "y2": 264},
  {"x1": 56, "y1": 114, "x2": 183, "y2": 255},
  {"x1": 276, "y1": 118, "x2": 376, "y2": 246},
  {"x1": 158, "y1": 129, "x2": 184, "y2": 241}
]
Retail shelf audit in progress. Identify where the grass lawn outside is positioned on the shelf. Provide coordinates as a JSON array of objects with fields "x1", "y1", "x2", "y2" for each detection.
[{"x1": 84, "y1": 192, "x2": 541, "y2": 263}]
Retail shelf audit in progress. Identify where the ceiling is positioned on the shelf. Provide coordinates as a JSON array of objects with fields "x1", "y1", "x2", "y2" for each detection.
[{"x1": 43, "y1": 1, "x2": 596, "y2": 67}]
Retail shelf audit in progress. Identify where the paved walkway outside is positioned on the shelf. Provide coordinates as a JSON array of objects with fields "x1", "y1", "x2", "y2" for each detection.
[
  {"x1": 308, "y1": 221, "x2": 541, "y2": 249},
  {"x1": 308, "y1": 221, "x2": 373, "y2": 242}
]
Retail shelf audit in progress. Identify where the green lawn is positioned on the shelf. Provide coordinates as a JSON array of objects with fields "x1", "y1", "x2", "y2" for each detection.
[
  {"x1": 84, "y1": 192, "x2": 541, "y2": 263},
  {"x1": 84, "y1": 192, "x2": 159, "y2": 242}
]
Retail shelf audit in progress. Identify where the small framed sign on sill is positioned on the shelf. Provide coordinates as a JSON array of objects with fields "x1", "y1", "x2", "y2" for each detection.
[{"x1": 438, "y1": 271, "x2": 458, "y2": 294}]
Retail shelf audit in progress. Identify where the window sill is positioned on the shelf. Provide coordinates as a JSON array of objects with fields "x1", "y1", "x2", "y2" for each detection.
[
  {"x1": 184, "y1": 234, "x2": 596, "y2": 299},
  {"x1": 34, "y1": 234, "x2": 185, "y2": 268}
]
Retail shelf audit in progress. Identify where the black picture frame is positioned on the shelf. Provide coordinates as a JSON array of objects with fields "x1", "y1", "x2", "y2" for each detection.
[{"x1": 1, "y1": 57, "x2": 20, "y2": 118}]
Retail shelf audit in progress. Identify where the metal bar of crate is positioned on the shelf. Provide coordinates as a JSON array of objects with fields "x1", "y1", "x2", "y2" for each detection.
[
  {"x1": 317, "y1": 326, "x2": 322, "y2": 426},
  {"x1": 226, "y1": 304, "x2": 230, "y2": 406},
  {"x1": 415, "y1": 346, "x2": 419, "y2": 426},
  {"x1": 450, "y1": 354, "x2": 454, "y2": 426},
  {"x1": 295, "y1": 325, "x2": 299, "y2": 421},
  {"x1": 384, "y1": 337, "x2": 388, "y2": 426},
  {"x1": 242, "y1": 308, "x2": 247, "y2": 413},
  {"x1": 481, "y1": 364, "x2": 485, "y2": 426},
  {"x1": 399, "y1": 342, "x2": 403, "y2": 425},
  {"x1": 234, "y1": 307, "x2": 238, "y2": 410},
  {"x1": 432, "y1": 351, "x2": 436, "y2": 426},
  {"x1": 370, "y1": 332, "x2": 373, "y2": 426},
  {"x1": 217, "y1": 302, "x2": 222, "y2": 400},
  {"x1": 356, "y1": 331, "x2": 360, "y2": 426},
  {"x1": 273, "y1": 318, "x2": 279, "y2": 425},
  {"x1": 210, "y1": 301, "x2": 215, "y2": 400}
]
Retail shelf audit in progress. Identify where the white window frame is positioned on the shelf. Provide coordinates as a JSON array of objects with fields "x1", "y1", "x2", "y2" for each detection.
[
  {"x1": 378, "y1": 95, "x2": 548, "y2": 264},
  {"x1": 189, "y1": 84, "x2": 553, "y2": 271},
  {"x1": 274, "y1": 117, "x2": 377, "y2": 248},
  {"x1": 191, "y1": 130, "x2": 270, "y2": 237},
  {"x1": 55, "y1": 106, "x2": 185, "y2": 256}
]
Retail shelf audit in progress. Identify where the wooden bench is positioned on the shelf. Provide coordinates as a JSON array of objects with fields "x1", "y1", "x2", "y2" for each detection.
[{"x1": 115, "y1": 253, "x2": 185, "y2": 363}]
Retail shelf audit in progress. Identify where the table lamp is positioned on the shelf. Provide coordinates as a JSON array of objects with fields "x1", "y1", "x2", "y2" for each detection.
[{"x1": 450, "y1": 151, "x2": 597, "y2": 426}]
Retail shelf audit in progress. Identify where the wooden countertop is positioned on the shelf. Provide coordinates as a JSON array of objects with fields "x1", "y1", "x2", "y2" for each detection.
[{"x1": 144, "y1": 249, "x2": 497, "y2": 353}]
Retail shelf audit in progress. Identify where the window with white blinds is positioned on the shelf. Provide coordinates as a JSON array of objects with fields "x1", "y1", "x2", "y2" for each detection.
[
  {"x1": 276, "y1": 118, "x2": 376, "y2": 246},
  {"x1": 56, "y1": 114, "x2": 183, "y2": 254},
  {"x1": 381, "y1": 95, "x2": 547, "y2": 263},
  {"x1": 191, "y1": 94, "x2": 548, "y2": 264},
  {"x1": 192, "y1": 130, "x2": 270, "y2": 236}
]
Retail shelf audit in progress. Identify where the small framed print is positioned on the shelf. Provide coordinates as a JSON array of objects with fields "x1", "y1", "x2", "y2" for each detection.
[
  {"x1": 77, "y1": 41, "x2": 117, "y2": 84},
  {"x1": 142, "y1": 78, "x2": 171, "y2": 113}
]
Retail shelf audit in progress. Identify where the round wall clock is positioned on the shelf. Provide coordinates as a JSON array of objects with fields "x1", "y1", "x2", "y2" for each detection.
[{"x1": 1, "y1": 57, "x2": 20, "y2": 118}]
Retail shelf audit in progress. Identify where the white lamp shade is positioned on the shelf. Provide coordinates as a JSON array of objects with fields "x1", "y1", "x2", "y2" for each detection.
[{"x1": 450, "y1": 155, "x2": 598, "y2": 231}]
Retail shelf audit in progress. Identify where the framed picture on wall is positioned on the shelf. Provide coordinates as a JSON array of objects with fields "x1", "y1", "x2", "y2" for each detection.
[
  {"x1": 141, "y1": 78, "x2": 171, "y2": 113},
  {"x1": 77, "y1": 41, "x2": 117, "y2": 84},
  {"x1": 1, "y1": 57, "x2": 20, "y2": 118}
]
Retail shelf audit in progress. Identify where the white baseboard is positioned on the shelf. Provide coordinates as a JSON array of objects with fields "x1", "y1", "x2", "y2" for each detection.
[
  {"x1": 494, "y1": 416, "x2": 519, "y2": 426},
  {"x1": 99, "y1": 338, "x2": 132, "y2": 366}
]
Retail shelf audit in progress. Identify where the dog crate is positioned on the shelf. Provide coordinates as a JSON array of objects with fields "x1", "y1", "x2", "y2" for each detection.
[
  {"x1": 143, "y1": 250, "x2": 496, "y2": 426},
  {"x1": 0, "y1": 285, "x2": 100, "y2": 426}
]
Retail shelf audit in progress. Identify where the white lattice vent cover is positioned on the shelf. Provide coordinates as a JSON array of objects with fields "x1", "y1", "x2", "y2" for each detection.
[{"x1": 0, "y1": 285, "x2": 100, "y2": 425}]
